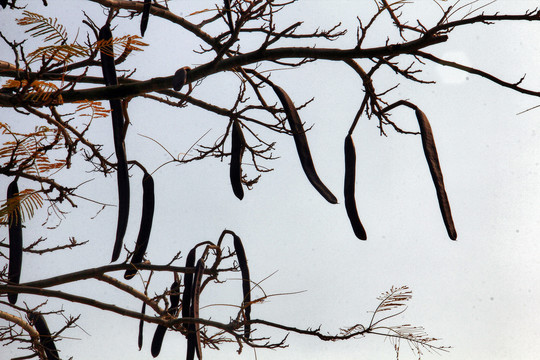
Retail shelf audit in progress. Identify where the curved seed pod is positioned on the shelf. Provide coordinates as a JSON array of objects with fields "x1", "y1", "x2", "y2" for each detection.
[
  {"x1": 224, "y1": 0, "x2": 234, "y2": 33},
  {"x1": 151, "y1": 279, "x2": 181, "y2": 357},
  {"x1": 187, "y1": 259, "x2": 204, "y2": 360},
  {"x1": 181, "y1": 247, "x2": 197, "y2": 319},
  {"x1": 125, "y1": 172, "x2": 155, "y2": 280},
  {"x1": 415, "y1": 108, "x2": 457, "y2": 240},
  {"x1": 169, "y1": 279, "x2": 181, "y2": 316},
  {"x1": 28, "y1": 312, "x2": 59, "y2": 360},
  {"x1": 138, "y1": 302, "x2": 146, "y2": 350},
  {"x1": 233, "y1": 234, "x2": 251, "y2": 338},
  {"x1": 99, "y1": 23, "x2": 131, "y2": 261},
  {"x1": 7, "y1": 179, "x2": 22, "y2": 305},
  {"x1": 344, "y1": 135, "x2": 367, "y2": 240},
  {"x1": 230, "y1": 120, "x2": 245, "y2": 200},
  {"x1": 173, "y1": 67, "x2": 189, "y2": 91},
  {"x1": 140, "y1": 0, "x2": 151, "y2": 36},
  {"x1": 150, "y1": 321, "x2": 166, "y2": 358},
  {"x1": 111, "y1": 145, "x2": 130, "y2": 262},
  {"x1": 271, "y1": 85, "x2": 337, "y2": 204}
]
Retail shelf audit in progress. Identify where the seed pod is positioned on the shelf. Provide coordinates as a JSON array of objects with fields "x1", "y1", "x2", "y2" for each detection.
[
  {"x1": 151, "y1": 279, "x2": 181, "y2": 357},
  {"x1": 111, "y1": 145, "x2": 130, "y2": 262},
  {"x1": 271, "y1": 85, "x2": 337, "y2": 204},
  {"x1": 224, "y1": 0, "x2": 234, "y2": 33},
  {"x1": 7, "y1": 179, "x2": 22, "y2": 305},
  {"x1": 169, "y1": 279, "x2": 181, "y2": 316},
  {"x1": 138, "y1": 302, "x2": 146, "y2": 350},
  {"x1": 99, "y1": 23, "x2": 131, "y2": 261},
  {"x1": 233, "y1": 234, "x2": 251, "y2": 338},
  {"x1": 125, "y1": 172, "x2": 155, "y2": 280},
  {"x1": 28, "y1": 312, "x2": 59, "y2": 360},
  {"x1": 181, "y1": 247, "x2": 197, "y2": 320},
  {"x1": 415, "y1": 108, "x2": 457, "y2": 240},
  {"x1": 140, "y1": 0, "x2": 151, "y2": 36},
  {"x1": 230, "y1": 120, "x2": 245, "y2": 200},
  {"x1": 186, "y1": 259, "x2": 204, "y2": 360},
  {"x1": 344, "y1": 135, "x2": 367, "y2": 240},
  {"x1": 150, "y1": 324, "x2": 166, "y2": 358},
  {"x1": 172, "y1": 67, "x2": 188, "y2": 92},
  {"x1": 98, "y1": 24, "x2": 117, "y2": 87}
]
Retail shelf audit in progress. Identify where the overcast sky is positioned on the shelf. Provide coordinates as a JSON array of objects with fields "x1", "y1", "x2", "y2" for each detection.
[{"x1": 2, "y1": 1, "x2": 540, "y2": 359}]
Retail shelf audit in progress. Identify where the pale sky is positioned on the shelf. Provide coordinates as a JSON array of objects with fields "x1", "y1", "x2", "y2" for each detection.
[{"x1": 2, "y1": 1, "x2": 540, "y2": 359}]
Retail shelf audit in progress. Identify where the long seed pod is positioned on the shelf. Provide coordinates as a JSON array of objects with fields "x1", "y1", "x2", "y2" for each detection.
[
  {"x1": 415, "y1": 108, "x2": 457, "y2": 240},
  {"x1": 7, "y1": 179, "x2": 22, "y2": 305},
  {"x1": 230, "y1": 119, "x2": 245, "y2": 200},
  {"x1": 125, "y1": 171, "x2": 155, "y2": 280},
  {"x1": 138, "y1": 302, "x2": 146, "y2": 351},
  {"x1": 224, "y1": 0, "x2": 234, "y2": 33},
  {"x1": 233, "y1": 234, "x2": 251, "y2": 338},
  {"x1": 28, "y1": 312, "x2": 59, "y2": 360},
  {"x1": 140, "y1": 0, "x2": 151, "y2": 36},
  {"x1": 111, "y1": 146, "x2": 130, "y2": 262},
  {"x1": 151, "y1": 279, "x2": 181, "y2": 357},
  {"x1": 187, "y1": 259, "x2": 204, "y2": 360},
  {"x1": 271, "y1": 85, "x2": 337, "y2": 204},
  {"x1": 99, "y1": 23, "x2": 130, "y2": 262},
  {"x1": 150, "y1": 323, "x2": 166, "y2": 358},
  {"x1": 98, "y1": 24, "x2": 117, "y2": 87},
  {"x1": 344, "y1": 135, "x2": 367, "y2": 240},
  {"x1": 181, "y1": 247, "x2": 197, "y2": 320}
]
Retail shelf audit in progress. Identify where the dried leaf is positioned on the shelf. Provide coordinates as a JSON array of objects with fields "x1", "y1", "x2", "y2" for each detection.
[{"x1": 17, "y1": 11, "x2": 68, "y2": 44}]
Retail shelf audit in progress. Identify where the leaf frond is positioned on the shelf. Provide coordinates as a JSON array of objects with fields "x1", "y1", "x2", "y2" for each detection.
[
  {"x1": 74, "y1": 100, "x2": 112, "y2": 119},
  {"x1": 3, "y1": 80, "x2": 63, "y2": 103},
  {"x1": 17, "y1": 11, "x2": 68, "y2": 44},
  {"x1": 0, "y1": 122, "x2": 66, "y2": 175},
  {"x1": 94, "y1": 35, "x2": 148, "y2": 58},
  {"x1": 0, "y1": 188, "x2": 44, "y2": 225},
  {"x1": 27, "y1": 44, "x2": 89, "y2": 64}
]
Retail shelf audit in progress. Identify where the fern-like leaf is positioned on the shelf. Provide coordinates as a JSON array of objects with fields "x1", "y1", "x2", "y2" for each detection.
[
  {"x1": 0, "y1": 122, "x2": 66, "y2": 175},
  {"x1": 3, "y1": 80, "x2": 63, "y2": 103},
  {"x1": 0, "y1": 188, "x2": 43, "y2": 225},
  {"x1": 17, "y1": 11, "x2": 68, "y2": 44},
  {"x1": 27, "y1": 44, "x2": 89, "y2": 64},
  {"x1": 74, "y1": 100, "x2": 112, "y2": 119},
  {"x1": 375, "y1": 285, "x2": 412, "y2": 313},
  {"x1": 16, "y1": 11, "x2": 90, "y2": 65},
  {"x1": 94, "y1": 35, "x2": 148, "y2": 58}
]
